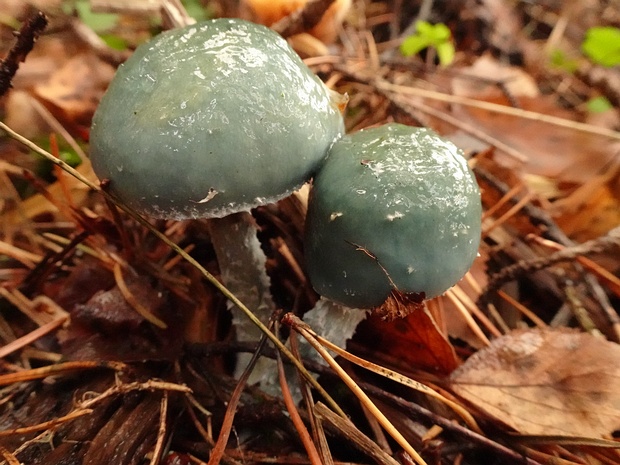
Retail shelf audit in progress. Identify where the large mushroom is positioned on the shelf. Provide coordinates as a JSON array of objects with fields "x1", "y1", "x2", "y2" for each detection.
[
  {"x1": 304, "y1": 123, "x2": 481, "y2": 319},
  {"x1": 89, "y1": 18, "x2": 345, "y2": 383},
  {"x1": 90, "y1": 18, "x2": 344, "y2": 220}
]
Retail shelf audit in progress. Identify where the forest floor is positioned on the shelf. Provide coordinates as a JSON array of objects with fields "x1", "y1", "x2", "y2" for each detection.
[{"x1": 1, "y1": 1, "x2": 620, "y2": 464}]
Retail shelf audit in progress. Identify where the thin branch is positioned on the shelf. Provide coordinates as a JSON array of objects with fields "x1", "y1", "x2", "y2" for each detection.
[
  {"x1": 207, "y1": 333, "x2": 270, "y2": 465},
  {"x1": 149, "y1": 392, "x2": 170, "y2": 465},
  {"x1": 0, "y1": 11, "x2": 48, "y2": 97},
  {"x1": 363, "y1": 383, "x2": 544, "y2": 465},
  {"x1": 284, "y1": 314, "x2": 429, "y2": 465},
  {"x1": 483, "y1": 226, "x2": 620, "y2": 300},
  {"x1": 0, "y1": 120, "x2": 343, "y2": 417},
  {"x1": 276, "y1": 342, "x2": 323, "y2": 465}
]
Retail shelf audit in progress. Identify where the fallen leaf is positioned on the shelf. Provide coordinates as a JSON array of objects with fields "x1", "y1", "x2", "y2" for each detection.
[
  {"x1": 57, "y1": 270, "x2": 185, "y2": 362},
  {"x1": 356, "y1": 303, "x2": 459, "y2": 374},
  {"x1": 452, "y1": 55, "x2": 540, "y2": 100},
  {"x1": 450, "y1": 328, "x2": 620, "y2": 438},
  {"x1": 450, "y1": 55, "x2": 620, "y2": 184},
  {"x1": 34, "y1": 53, "x2": 115, "y2": 129},
  {"x1": 552, "y1": 164, "x2": 620, "y2": 242}
]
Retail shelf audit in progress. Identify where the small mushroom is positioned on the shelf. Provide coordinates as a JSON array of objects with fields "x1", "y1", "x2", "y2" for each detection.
[
  {"x1": 89, "y1": 18, "x2": 345, "y2": 385},
  {"x1": 305, "y1": 123, "x2": 481, "y2": 315}
]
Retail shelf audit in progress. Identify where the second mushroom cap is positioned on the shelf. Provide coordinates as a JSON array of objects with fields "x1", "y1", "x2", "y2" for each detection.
[{"x1": 304, "y1": 123, "x2": 482, "y2": 309}]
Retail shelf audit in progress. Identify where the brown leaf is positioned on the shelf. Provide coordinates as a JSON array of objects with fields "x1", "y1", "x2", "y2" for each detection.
[
  {"x1": 552, "y1": 167, "x2": 620, "y2": 242},
  {"x1": 451, "y1": 57, "x2": 620, "y2": 185},
  {"x1": 450, "y1": 328, "x2": 620, "y2": 438},
  {"x1": 58, "y1": 272, "x2": 185, "y2": 362},
  {"x1": 34, "y1": 53, "x2": 115, "y2": 129},
  {"x1": 356, "y1": 302, "x2": 459, "y2": 374}
]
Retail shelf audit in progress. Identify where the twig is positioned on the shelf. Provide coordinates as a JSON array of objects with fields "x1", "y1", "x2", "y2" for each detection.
[
  {"x1": 0, "y1": 120, "x2": 342, "y2": 416},
  {"x1": 0, "y1": 241, "x2": 41, "y2": 268},
  {"x1": 276, "y1": 338, "x2": 323, "y2": 465},
  {"x1": 113, "y1": 261, "x2": 168, "y2": 329},
  {"x1": 483, "y1": 226, "x2": 620, "y2": 301},
  {"x1": 314, "y1": 402, "x2": 401, "y2": 465},
  {"x1": 0, "y1": 11, "x2": 48, "y2": 97},
  {"x1": 0, "y1": 446, "x2": 20, "y2": 465},
  {"x1": 297, "y1": 320, "x2": 482, "y2": 433},
  {"x1": 363, "y1": 384, "x2": 544, "y2": 465},
  {"x1": 284, "y1": 314, "x2": 429, "y2": 465},
  {"x1": 289, "y1": 331, "x2": 334, "y2": 465},
  {"x1": 475, "y1": 165, "x2": 618, "y2": 330},
  {"x1": 0, "y1": 408, "x2": 94, "y2": 437},
  {"x1": 149, "y1": 392, "x2": 169, "y2": 465},
  {"x1": 161, "y1": 0, "x2": 196, "y2": 29},
  {"x1": 272, "y1": 0, "x2": 337, "y2": 38},
  {"x1": 0, "y1": 316, "x2": 68, "y2": 359},
  {"x1": 384, "y1": 91, "x2": 529, "y2": 162},
  {"x1": 0, "y1": 360, "x2": 126, "y2": 386},
  {"x1": 375, "y1": 79, "x2": 620, "y2": 141},
  {"x1": 336, "y1": 65, "x2": 620, "y2": 142},
  {"x1": 207, "y1": 333, "x2": 270, "y2": 465}
]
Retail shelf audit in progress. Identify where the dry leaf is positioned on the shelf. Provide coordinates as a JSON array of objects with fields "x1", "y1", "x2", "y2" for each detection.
[
  {"x1": 451, "y1": 86, "x2": 620, "y2": 184},
  {"x1": 452, "y1": 55, "x2": 540, "y2": 99},
  {"x1": 240, "y1": 0, "x2": 350, "y2": 43},
  {"x1": 552, "y1": 165, "x2": 620, "y2": 242},
  {"x1": 34, "y1": 53, "x2": 115, "y2": 129},
  {"x1": 356, "y1": 304, "x2": 459, "y2": 374},
  {"x1": 450, "y1": 328, "x2": 620, "y2": 438}
]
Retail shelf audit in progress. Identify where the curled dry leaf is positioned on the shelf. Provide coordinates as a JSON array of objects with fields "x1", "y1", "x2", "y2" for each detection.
[
  {"x1": 450, "y1": 328, "x2": 620, "y2": 438},
  {"x1": 357, "y1": 303, "x2": 459, "y2": 375},
  {"x1": 34, "y1": 54, "x2": 115, "y2": 130}
]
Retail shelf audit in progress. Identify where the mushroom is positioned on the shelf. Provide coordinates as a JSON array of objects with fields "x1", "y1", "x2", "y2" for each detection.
[
  {"x1": 304, "y1": 123, "x2": 481, "y2": 319},
  {"x1": 90, "y1": 18, "x2": 344, "y2": 221},
  {"x1": 89, "y1": 18, "x2": 345, "y2": 384}
]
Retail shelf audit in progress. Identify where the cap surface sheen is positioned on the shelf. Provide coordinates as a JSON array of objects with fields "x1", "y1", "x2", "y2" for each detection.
[
  {"x1": 90, "y1": 18, "x2": 344, "y2": 219},
  {"x1": 305, "y1": 124, "x2": 482, "y2": 308}
]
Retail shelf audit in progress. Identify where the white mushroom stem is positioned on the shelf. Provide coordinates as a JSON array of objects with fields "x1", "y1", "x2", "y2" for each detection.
[
  {"x1": 209, "y1": 211, "x2": 280, "y2": 390},
  {"x1": 209, "y1": 211, "x2": 368, "y2": 397},
  {"x1": 299, "y1": 298, "x2": 369, "y2": 364}
]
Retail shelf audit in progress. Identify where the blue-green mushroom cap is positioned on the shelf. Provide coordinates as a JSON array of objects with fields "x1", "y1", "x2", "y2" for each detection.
[
  {"x1": 305, "y1": 123, "x2": 482, "y2": 309},
  {"x1": 90, "y1": 18, "x2": 345, "y2": 219}
]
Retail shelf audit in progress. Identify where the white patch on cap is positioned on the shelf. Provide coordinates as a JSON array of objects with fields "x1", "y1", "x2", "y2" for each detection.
[{"x1": 197, "y1": 188, "x2": 219, "y2": 203}]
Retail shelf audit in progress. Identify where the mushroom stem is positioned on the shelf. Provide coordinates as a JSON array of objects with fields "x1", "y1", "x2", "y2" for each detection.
[
  {"x1": 209, "y1": 211, "x2": 367, "y2": 394},
  {"x1": 299, "y1": 298, "x2": 369, "y2": 364},
  {"x1": 208, "y1": 211, "x2": 280, "y2": 389}
]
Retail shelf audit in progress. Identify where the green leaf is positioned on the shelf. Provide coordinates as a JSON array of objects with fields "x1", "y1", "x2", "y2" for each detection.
[
  {"x1": 581, "y1": 26, "x2": 620, "y2": 67},
  {"x1": 436, "y1": 41, "x2": 455, "y2": 66},
  {"x1": 100, "y1": 34, "x2": 128, "y2": 51},
  {"x1": 586, "y1": 96, "x2": 613, "y2": 113},
  {"x1": 181, "y1": 0, "x2": 212, "y2": 22},
  {"x1": 60, "y1": 150, "x2": 82, "y2": 167},
  {"x1": 416, "y1": 21, "x2": 434, "y2": 38},
  {"x1": 400, "y1": 21, "x2": 454, "y2": 62},
  {"x1": 549, "y1": 49, "x2": 579, "y2": 73},
  {"x1": 429, "y1": 23, "x2": 451, "y2": 43},
  {"x1": 400, "y1": 34, "x2": 431, "y2": 57},
  {"x1": 75, "y1": 0, "x2": 118, "y2": 33}
]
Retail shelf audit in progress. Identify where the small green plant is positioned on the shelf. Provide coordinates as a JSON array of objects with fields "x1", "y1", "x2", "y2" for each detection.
[
  {"x1": 581, "y1": 26, "x2": 620, "y2": 67},
  {"x1": 586, "y1": 96, "x2": 613, "y2": 113},
  {"x1": 549, "y1": 49, "x2": 579, "y2": 73},
  {"x1": 74, "y1": 0, "x2": 118, "y2": 33},
  {"x1": 182, "y1": 0, "x2": 213, "y2": 22},
  {"x1": 400, "y1": 21, "x2": 455, "y2": 67}
]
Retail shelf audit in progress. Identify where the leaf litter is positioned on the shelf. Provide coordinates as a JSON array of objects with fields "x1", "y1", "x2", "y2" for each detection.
[
  {"x1": 450, "y1": 328, "x2": 620, "y2": 438},
  {"x1": 1, "y1": 1, "x2": 620, "y2": 465}
]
